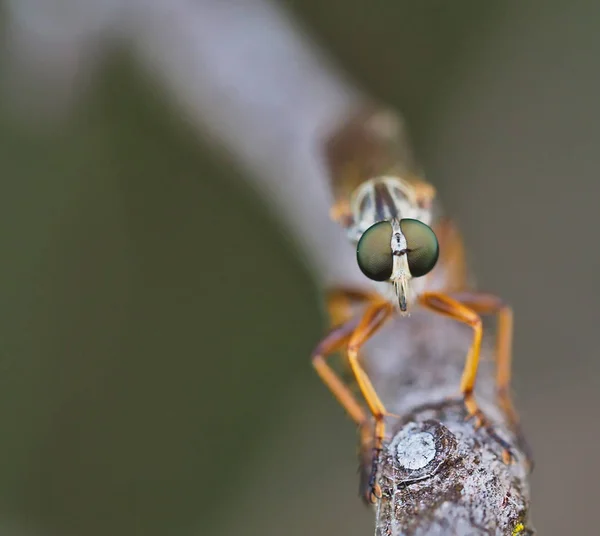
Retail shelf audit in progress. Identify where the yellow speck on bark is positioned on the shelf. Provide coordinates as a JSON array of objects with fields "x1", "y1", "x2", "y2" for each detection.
[{"x1": 512, "y1": 523, "x2": 525, "y2": 535}]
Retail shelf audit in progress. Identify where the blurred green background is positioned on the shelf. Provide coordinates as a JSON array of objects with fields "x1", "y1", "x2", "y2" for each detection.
[{"x1": 0, "y1": 1, "x2": 599, "y2": 535}]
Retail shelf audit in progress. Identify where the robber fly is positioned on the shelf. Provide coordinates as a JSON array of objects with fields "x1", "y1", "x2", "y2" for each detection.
[{"x1": 311, "y1": 107, "x2": 526, "y2": 504}]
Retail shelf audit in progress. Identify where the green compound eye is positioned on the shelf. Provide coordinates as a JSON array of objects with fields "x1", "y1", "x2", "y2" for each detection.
[
  {"x1": 400, "y1": 218, "x2": 439, "y2": 277},
  {"x1": 356, "y1": 221, "x2": 393, "y2": 281}
]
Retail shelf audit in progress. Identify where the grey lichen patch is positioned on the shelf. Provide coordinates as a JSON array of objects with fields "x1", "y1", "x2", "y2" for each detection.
[
  {"x1": 394, "y1": 431, "x2": 436, "y2": 470},
  {"x1": 382, "y1": 420, "x2": 457, "y2": 486}
]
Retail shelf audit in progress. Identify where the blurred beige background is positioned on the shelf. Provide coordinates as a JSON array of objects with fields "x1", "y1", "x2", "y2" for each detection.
[{"x1": 0, "y1": 1, "x2": 598, "y2": 535}]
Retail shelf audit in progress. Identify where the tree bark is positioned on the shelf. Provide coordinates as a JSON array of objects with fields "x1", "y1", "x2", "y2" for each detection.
[{"x1": 364, "y1": 311, "x2": 533, "y2": 535}]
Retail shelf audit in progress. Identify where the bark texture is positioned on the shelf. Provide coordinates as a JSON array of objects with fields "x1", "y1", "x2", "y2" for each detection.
[{"x1": 362, "y1": 311, "x2": 533, "y2": 535}]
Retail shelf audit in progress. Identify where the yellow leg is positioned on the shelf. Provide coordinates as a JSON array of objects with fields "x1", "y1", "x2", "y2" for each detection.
[
  {"x1": 419, "y1": 292, "x2": 517, "y2": 464},
  {"x1": 346, "y1": 301, "x2": 395, "y2": 503},
  {"x1": 312, "y1": 318, "x2": 367, "y2": 426},
  {"x1": 446, "y1": 291, "x2": 532, "y2": 468},
  {"x1": 325, "y1": 287, "x2": 381, "y2": 328},
  {"x1": 312, "y1": 309, "x2": 381, "y2": 501},
  {"x1": 315, "y1": 288, "x2": 393, "y2": 503},
  {"x1": 419, "y1": 293, "x2": 484, "y2": 416},
  {"x1": 314, "y1": 287, "x2": 381, "y2": 424}
]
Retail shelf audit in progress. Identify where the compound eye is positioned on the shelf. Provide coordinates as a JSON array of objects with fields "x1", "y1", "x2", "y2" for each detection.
[
  {"x1": 356, "y1": 221, "x2": 393, "y2": 281},
  {"x1": 399, "y1": 218, "x2": 439, "y2": 277}
]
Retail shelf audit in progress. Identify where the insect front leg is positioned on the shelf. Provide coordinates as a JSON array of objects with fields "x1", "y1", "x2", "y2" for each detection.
[
  {"x1": 325, "y1": 287, "x2": 381, "y2": 328},
  {"x1": 346, "y1": 302, "x2": 395, "y2": 504},
  {"x1": 418, "y1": 292, "x2": 516, "y2": 464},
  {"x1": 445, "y1": 291, "x2": 533, "y2": 469},
  {"x1": 311, "y1": 317, "x2": 368, "y2": 426}
]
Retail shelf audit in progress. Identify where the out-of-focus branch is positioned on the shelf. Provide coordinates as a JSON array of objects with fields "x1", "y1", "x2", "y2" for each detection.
[
  {"x1": 124, "y1": 0, "x2": 369, "y2": 289},
  {"x1": 3, "y1": 0, "x2": 534, "y2": 533},
  {"x1": 3, "y1": 0, "x2": 368, "y2": 289}
]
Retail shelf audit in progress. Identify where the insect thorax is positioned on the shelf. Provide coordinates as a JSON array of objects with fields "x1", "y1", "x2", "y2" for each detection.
[{"x1": 346, "y1": 176, "x2": 434, "y2": 243}]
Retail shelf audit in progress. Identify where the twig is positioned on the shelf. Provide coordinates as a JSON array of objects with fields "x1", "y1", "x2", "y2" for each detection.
[{"x1": 368, "y1": 313, "x2": 533, "y2": 535}]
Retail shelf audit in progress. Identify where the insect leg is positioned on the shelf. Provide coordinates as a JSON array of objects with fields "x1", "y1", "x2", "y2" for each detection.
[
  {"x1": 346, "y1": 302, "x2": 395, "y2": 504},
  {"x1": 325, "y1": 287, "x2": 381, "y2": 328},
  {"x1": 445, "y1": 291, "x2": 533, "y2": 469},
  {"x1": 418, "y1": 292, "x2": 516, "y2": 461},
  {"x1": 312, "y1": 317, "x2": 368, "y2": 426}
]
